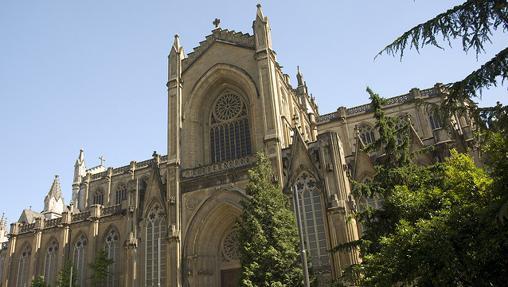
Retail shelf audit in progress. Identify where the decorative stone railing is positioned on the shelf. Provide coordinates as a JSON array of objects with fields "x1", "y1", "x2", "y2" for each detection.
[
  {"x1": 72, "y1": 211, "x2": 91, "y2": 223},
  {"x1": 90, "y1": 155, "x2": 169, "y2": 180},
  {"x1": 181, "y1": 155, "x2": 256, "y2": 179},
  {"x1": 19, "y1": 223, "x2": 35, "y2": 234},
  {"x1": 45, "y1": 218, "x2": 62, "y2": 228},
  {"x1": 102, "y1": 204, "x2": 121, "y2": 216},
  {"x1": 317, "y1": 87, "x2": 439, "y2": 123}
]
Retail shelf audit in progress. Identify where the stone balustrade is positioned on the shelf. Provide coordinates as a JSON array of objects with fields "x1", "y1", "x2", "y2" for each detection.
[
  {"x1": 181, "y1": 155, "x2": 256, "y2": 179},
  {"x1": 44, "y1": 218, "x2": 62, "y2": 228}
]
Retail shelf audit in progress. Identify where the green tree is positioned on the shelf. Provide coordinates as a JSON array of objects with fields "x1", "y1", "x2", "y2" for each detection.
[
  {"x1": 31, "y1": 276, "x2": 48, "y2": 287},
  {"x1": 337, "y1": 90, "x2": 508, "y2": 286},
  {"x1": 56, "y1": 261, "x2": 77, "y2": 287},
  {"x1": 238, "y1": 153, "x2": 303, "y2": 287},
  {"x1": 89, "y1": 250, "x2": 114, "y2": 287}
]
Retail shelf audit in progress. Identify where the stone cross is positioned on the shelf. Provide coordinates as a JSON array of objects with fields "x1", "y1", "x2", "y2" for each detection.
[
  {"x1": 213, "y1": 18, "x2": 220, "y2": 28},
  {"x1": 99, "y1": 155, "x2": 106, "y2": 166}
]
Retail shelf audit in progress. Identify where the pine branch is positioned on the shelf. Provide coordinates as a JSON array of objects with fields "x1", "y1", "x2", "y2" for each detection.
[
  {"x1": 449, "y1": 46, "x2": 508, "y2": 100},
  {"x1": 376, "y1": 0, "x2": 507, "y2": 59}
]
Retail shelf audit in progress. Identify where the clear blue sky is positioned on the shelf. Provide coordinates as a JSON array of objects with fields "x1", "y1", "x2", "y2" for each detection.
[{"x1": 0, "y1": 0, "x2": 506, "y2": 225}]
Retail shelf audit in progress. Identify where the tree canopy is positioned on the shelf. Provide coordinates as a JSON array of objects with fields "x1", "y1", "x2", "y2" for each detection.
[{"x1": 337, "y1": 89, "x2": 508, "y2": 286}]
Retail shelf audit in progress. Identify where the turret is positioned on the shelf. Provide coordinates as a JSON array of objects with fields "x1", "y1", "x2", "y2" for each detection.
[
  {"x1": 72, "y1": 149, "x2": 86, "y2": 208},
  {"x1": 43, "y1": 175, "x2": 65, "y2": 219}
]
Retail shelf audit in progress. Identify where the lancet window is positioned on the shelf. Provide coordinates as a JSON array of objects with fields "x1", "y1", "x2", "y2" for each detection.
[
  {"x1": 294, "y1": 173, "x2": 330, "y2": 269},
  {"x1": 73, "y1": 234, "x2": 87, "y2": 287},
  {"x1": 210, "y1": 91, "x2": 251, "y2": 163},
  {"x1": 93, "y1": 190, "x2": 104, "y2": 205},
  {"x1": 105, "y1": 229, "x2": 119, "y2": 287},
  {"x1": 16, "y1": 245, "x2": 31, "y2": 287},
  {"x1": 145, "y1": 204, "x2": 167, "y2": 287},
  {"x1": 429, "y1": 111, "x2": 442, "y2": 130},
  {"x1": 115, "y1": 184, "x2": 127, "y2": 204},
  {"x1": 44, "y1": 240, "x2": 58, "y2": 285},
  {"x1": 358, "y1": 125, "x2": 375, "y2": 145}
]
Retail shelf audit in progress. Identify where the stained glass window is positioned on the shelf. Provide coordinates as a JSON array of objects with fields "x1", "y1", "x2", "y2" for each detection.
[
  {"x1": 358, "y1": 125, "x2": 375, "y2": 145},
  {"x1": 210, "y1": 91, "x2": 251, "y2": 163},
  {"x1": 294, "y1": 173, "x2": 330, "y2": 269},
  {"x1": 145, "y1": 204, "x2": 167, "y2": 287},
  {"x1": 16, "y1": 245, "x2": 31, "y2": 287},
  {"x1": 73, "y1": 234, "x2": 87, "y2": 287},
  {"x1": 105, "y1": 229, "x2": 119, "y2": 287},
  {"x1": 44, "y1": 240, "x2": 58, "y2": 285}
]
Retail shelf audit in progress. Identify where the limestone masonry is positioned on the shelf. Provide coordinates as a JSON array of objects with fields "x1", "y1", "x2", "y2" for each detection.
[{"x1": 0, "y1": 5, "x2": 476, "y2": 287}]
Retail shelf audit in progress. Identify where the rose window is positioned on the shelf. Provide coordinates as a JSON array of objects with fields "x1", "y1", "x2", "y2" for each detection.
[
  {"x1": 213, "y1": 93, "x2": 243, "y2": 122},
  {"x1": 222, "y1": 229, "x2": 240, "y2": 261}
]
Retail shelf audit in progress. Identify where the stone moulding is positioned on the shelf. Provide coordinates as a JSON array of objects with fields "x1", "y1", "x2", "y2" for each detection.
[{"x1": 181, "y1": 155, "x2": 256, "y2": 179}]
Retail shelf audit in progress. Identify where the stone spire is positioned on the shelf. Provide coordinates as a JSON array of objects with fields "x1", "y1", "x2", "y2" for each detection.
[{"x1": 43, "y1": 175, "x2": 65, "y2": 219}]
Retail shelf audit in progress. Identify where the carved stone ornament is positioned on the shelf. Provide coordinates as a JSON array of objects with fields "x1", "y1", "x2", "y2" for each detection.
[{"x1": 222, "y1": 229, "x2": 240, "y2": 261}]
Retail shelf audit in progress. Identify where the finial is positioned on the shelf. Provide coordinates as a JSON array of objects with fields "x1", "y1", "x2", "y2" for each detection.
[
  {"x1": 256, "y1": 3, "x2": 264, "y2": 19},
  {"x1": 171, "y1": 34, "x2": 181, "y2": 52},
  {"x1": 213, "y1": 18, "x2": 221, "y2": 29},
  {"x1": 152, "y1": 151, "x2": 158, "y2": 157}
]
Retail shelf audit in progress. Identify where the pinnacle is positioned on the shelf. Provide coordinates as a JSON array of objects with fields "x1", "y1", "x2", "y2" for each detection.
[
  {"x1": 173, "y1": 34, "x2": 181, "y2": 50},
  {"x1": 256, "y1": 3, "x2": 264, "y2": 19}
]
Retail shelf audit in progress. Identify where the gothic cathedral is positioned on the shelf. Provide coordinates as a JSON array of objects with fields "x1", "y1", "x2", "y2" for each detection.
[{"x1": 0, "y1": 5, "x2": 476, "y2": 287}]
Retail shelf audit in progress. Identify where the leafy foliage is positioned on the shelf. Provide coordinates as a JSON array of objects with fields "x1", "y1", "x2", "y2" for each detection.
[
  {"x1": 31, "y1": 276, "x2": 48, "y2": 287},
  {"x1": 56, "y1": 261, "x2": 77, "y2": 287},
  {"x1": 238, "y1": 153, "x2": 303, "y2": 287},
  {"x1": 89, "y1": 249, "x2": 114, "y2": 287},
  {"x1": 338, "y1": 90, "x2": 508, "y2": 286}
]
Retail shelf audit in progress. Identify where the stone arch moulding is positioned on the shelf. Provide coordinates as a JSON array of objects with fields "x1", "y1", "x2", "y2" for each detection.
[
  {"x1": 185, "y1": 63, "x2": 259, "y2": 113},
  {"x1": 182, "y1": 188, "x2": 246, "y2": 286},
  {"x1": 182, "y1": 63, "x2": 260, "y2": 166}
]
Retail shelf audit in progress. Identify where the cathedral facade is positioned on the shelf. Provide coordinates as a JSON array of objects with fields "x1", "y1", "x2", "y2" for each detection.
[{"x1": 0, "y1": 5, "x2": 476, "y2": 287}]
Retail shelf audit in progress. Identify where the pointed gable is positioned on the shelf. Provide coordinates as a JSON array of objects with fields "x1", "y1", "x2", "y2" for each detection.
[
  {"x1": 182, "y1": 28, "x2": 255, "y2": 72},
  {"x1": 142, "y1": 156, "x2": 167, "y2": 217},
  {"x1": 284, "y1": 128, "x2": 320, "y2": 188}
]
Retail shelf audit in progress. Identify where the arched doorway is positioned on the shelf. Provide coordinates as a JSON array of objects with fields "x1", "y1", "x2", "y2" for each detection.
[{"x1": 183, "y1": 189, "x2": 245, "y2": 287}]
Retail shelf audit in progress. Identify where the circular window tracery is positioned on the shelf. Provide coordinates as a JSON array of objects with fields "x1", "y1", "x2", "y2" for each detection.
[
  {"x1": 213, "y1": 92, "x2": 243, "y2": 122},
  {"x1": 222, "y1": 229, "x2": 240, "y2": 261}
]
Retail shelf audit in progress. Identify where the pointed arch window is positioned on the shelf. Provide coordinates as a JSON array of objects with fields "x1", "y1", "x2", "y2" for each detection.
[
  {"x1": 294, "y1": 173, "x2": 330, "y2": 269},
  {"x1": 93, "y1": 190, "x2": 104, "y2": 205},
  {"x1": 429, "y1": 111, "x2": 442, "y2": 130},
  {"x1": 105, "y1": 229, "x2": 119, "y2": 287},
  {"x1": 358, "y1": 125, "x2": 375, "y2": 145},
  {"x1": 16, "y1": 245, "x2": 31, "y2": 287},
  {"x1": 210, "y1": 91, "x2": 252, "y2": 163},
  {"x1": 145, "y1": 204, "x2": 167, "y2": 287},
  {"x1": 115, "y1": 184, "x2": 127, "y2": 205},
  {"x1": 44, "y1": 240, "x2": 58, "y2": 285},
  {"x1": 73, "y1": 234, "x2": 87, "y2": 287}
]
